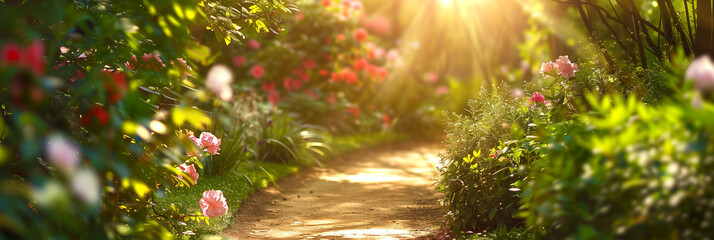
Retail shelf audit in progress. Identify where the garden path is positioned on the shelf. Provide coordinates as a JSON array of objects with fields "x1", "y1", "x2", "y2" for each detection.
[{"x1": 223, "y1": 140, "x2": 443, "y2": 239}]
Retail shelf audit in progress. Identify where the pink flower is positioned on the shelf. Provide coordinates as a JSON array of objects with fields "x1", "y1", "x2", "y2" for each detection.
[
  {"x1": 529, "y1": 92, "x2": 545, "y2": 105},
  {"x1": 386, "y1": 49, "x2": 400, "y2": 62},
  {"x1": 262, "y1": 82, "x2": 276, "y2": 92},
  {"x1": 424, "y1": 72, "x2": 439, "y2": 84},
  {"x1": 303, "y1": 58, "x2": 316, "y2": 69},
  {"x1": 283, "y1": 77, "x2": 294, "y2": 91},
  {"x1": 199, "y1": 190, "x2": 228, "y2": 218},
  {"x1": 46, "y1": 134, "x2": 80, "y2": 175},
  {"x1": 435, "y1": 86, "x2": 449, "y2": 95},
  {"x1": 247, "y1": 40, "x2": 261, "y2": 50},
  {"x1": 250, "y1": 64, "x2": 265, "y2": 79},
  {"x1": 539, "y1": 61, "x2": 558, "y2": 78},
  {"x1": 686, "y1": 55, "x2": 714, "y2": 93},
  {"x1": 354, "y1": 28, "x2": 368, "y2": 42},
  {"x1": 187, "y1": 131, "x2": 202, "y2": 147},
  {"x1": 60, "y1": 46, "x2": 69, "y2": 54},
  {"x1": 233, "y1": 56, "x2": 246, "y2": 67},
  {"x1": 268, "y1": 91, "x2": 280, "y2": 105},
  {"x1": 177, "y1": 163, "x2": 199, "y2": 184},
  {"x1": 199, "y1": 132, "x2": 221, "y2": 155},
  {"x1": 555, "y1": 56, "x2": 578, "y2": 79},
  {"x1": 513, "y1": 89, "x2": 524, "y2": 98}
]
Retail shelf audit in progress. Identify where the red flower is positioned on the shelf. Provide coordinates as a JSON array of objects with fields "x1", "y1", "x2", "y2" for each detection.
[
  {"x1": 303, "y1": 58, "x2": 316, "y2": 69},
  {"x1": 233, "y1": 55, "x2": 246, "y2": 67},
  {"x1": 1, "y1": 43, "x2": 22, "y2": 64},
  {"x1": 295, "y1": 13, "x2": 304, "y2": 21},
  {"x1": 81, "y1": 106, "x2": 110, "y2": 126},
  {"x1": 346, "y1": 107, "x2": 360, "y2": 118},
  {"x1": 250, "y1": 64, "x2": 265, "y2": 79},
  {"x1": 283, "y1": 77, "x2": 293, "y2": 91},
  {"x1": 291, "y1": 78, "x2": 303, "y2": 90},
  {"x1": 353, "y1": 58, "x2": 368, "y2": 71},
  {"x1": 1, "y1": 41, "x2": 45, "y2": 74},
  {"x1": 262, "y1": 82, "x2": 275, "y2": 92},
  {"x1": 326, "y1": 96, "x2": 336, "y2": 104},
  {"x1": 353, "y1": 28, "x2": 368, "y2": 42},
  {"x1": 25, "y1": 41, "x2": 44, "y2": 74},
  {"x1": 102, "y1": 70, "x2": 128, "y2": 104},
  {"x1": 341, "y1": 68, "x2": 358, "y2": 84},
  {"x1": 322, "y1": 0, "x2": 331, "y2": 6},
  {"x1": 319, "y1": 69, "x2": 329, "y2": 77},
  {"x1": 382, "y1": 114, "x2": 391, "y2": 128},
  {"x1": 336, "y1": 34, "x2": 345, "y2": 42},
  {"x1": 529, "y1": 92, "x2": 545, "y2": 105}
]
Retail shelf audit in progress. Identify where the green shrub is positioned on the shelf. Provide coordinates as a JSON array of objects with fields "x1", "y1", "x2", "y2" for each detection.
[
  {"x1": 522, "y1": 95, "x2": 714, "y2": 239},
  {"x1": 437, "y1": 83, "x2": 546, "y2": 235}
]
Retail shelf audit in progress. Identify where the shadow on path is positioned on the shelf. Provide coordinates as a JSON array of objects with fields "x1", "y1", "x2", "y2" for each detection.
[{"x1": 223, "y1": 140, "x2": 444, "y2": 239}]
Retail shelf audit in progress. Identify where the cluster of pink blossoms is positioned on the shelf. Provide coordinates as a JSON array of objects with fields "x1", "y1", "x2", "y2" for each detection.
[
  {"x1": 540, "y1": 55, "x2": 579, "y2": 79},
  {"x1": 188, "y1": 131, "x2": 222, "y2": 155},
  {"x1": 200, "y1": 190, "x2": 228, "y2": 218},
  {"x1": 177, "y1": 163, "x2": 199, "y2": 184}
]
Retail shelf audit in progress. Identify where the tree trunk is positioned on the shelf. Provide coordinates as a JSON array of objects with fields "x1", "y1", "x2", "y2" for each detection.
[{"x1": 695, "y1": 0, "x2": 713, "y2": 56}]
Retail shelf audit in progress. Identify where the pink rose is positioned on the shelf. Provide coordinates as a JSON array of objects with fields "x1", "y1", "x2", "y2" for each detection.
[
  {"x1": 555, "y1": 56, "x2": 578, "y2": 79},
  {"x1": 233, "y1": 56, "x2": 246, "y2": 67},
  {"x1": 424, "y1": 72, "x2": 439, "y2": 84},
  {"x1": 686, "y1": 55, "x2": 714, "y2": 93},
  {"x1": 177, "y1": 163, "x2": 199, "y2": 184},
  {"x1": 250, "y1": 64, "x2": 265, "y2": 79},
  {"x1": 247, "y1": 40, "x2": 261, "y2": 50},
  {"x1": 539, "y1": 61, "x2": 558, "y2": 78},
  {"x1": 199, "y1": 190, "x2": 228, "y2": 218},
  {"x1": 199, "y1": 132, "x2": 221, "y2": 155}
]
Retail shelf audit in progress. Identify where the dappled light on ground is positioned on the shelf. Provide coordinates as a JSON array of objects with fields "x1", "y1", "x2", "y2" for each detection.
[{"x1": 224, "y1": 141, "x2": 442, "y2": 239}]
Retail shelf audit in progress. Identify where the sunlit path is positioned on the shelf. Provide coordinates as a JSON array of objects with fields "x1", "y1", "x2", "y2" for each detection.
[{"x1": 223, "y1": 141, "x2": 443, "y2": 239}]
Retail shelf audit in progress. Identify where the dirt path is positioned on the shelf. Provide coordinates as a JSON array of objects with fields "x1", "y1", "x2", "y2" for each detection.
[{"x1": 223, "y1": 141, "x2": 444, "y2": 239}]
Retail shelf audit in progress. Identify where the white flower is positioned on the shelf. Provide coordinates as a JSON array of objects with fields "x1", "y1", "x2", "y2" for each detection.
[
  {"x1": 686, "y1": 55, "x2": 714, "y2": 93},
  {"x1": 46, "y1": 134, "x2": 80, "y2": 175},
  {"x1": 206, "y1": 64, "x2": 234, "y2": 101}
]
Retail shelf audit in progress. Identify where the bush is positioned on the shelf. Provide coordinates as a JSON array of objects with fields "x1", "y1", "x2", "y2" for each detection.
[
  {"x1": 521, "y1": 95, "x2": 714, "y2": 239},
  {"x1": 437, "y1": 83, "x2": 546, "y2": 235}
]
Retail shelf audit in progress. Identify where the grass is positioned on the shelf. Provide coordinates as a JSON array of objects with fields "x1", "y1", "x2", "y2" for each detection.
[
  {"x1": 458, "y1": 227, "x2": 531, "y2": 240},
  {"x1": 154, "y1": 131, "x2": 407, "y2": 238}
]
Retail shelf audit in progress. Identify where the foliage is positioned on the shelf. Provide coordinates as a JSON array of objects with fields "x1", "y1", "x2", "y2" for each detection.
[
  {"x1": 0, "y1": 0, "x2": 293, "y2": 238},
  {"x1": 437, "y1": 83, "x2": 546, "y2": 235},
  {"x1": 521, "y1": 94, "x2": 714, "y2": 239}
]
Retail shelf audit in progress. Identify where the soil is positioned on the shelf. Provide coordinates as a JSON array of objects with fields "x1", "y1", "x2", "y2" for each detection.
[{"x1": 223, "y1": 140, "x2": 444, "y2": 239}]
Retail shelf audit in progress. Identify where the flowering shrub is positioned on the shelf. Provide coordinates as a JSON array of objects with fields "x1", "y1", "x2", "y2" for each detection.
[
  {"x1": 207, "y1": 0, "x2": 398, "y2": 133},
  {"x1": 437, "y1": 83, "x2": 547, "y2": 235},
  {"x1": 0, "y1": 0, "x2": 292, "y2": 238}
]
